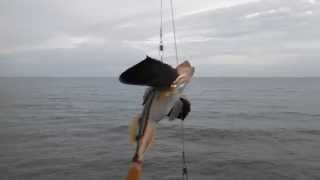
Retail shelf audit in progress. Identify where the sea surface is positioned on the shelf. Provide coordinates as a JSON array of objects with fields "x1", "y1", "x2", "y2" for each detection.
[{"x1": 0, "y1": 77, "x2": 319, "y2": 180}]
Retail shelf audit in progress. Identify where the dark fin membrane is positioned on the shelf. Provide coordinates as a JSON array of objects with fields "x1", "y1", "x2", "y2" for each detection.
[
  {"x1": 119, "y1": 56, "x2": 178, "y2": 88},
  {"x1": 178, "y1": 98, "x2": 191, "y2": 120},
  {"x1": 168, "y1": 97, "x2": 191, "y2": 121}
]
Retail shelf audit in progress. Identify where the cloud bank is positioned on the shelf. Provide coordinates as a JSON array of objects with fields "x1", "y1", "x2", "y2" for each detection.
[{"x1": 1, "y1": 0, "x2": 319, "y2": 77}]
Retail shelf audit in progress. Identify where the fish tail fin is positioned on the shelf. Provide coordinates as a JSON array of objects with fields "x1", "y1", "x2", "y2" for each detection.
[
  {"x1": 126, "y1": 121, "x2": 155, "y2": 180},
  {"x1": 129, "y1": 114, "x2": 140, "y2": 144},
  {"x1": 126, "y1": 162, "x2": 142, "y2": 180}
]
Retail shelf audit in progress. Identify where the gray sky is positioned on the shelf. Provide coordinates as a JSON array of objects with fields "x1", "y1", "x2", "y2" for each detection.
[{"x1": 1, "y1": 0, "x2": 320, "y2": 77}]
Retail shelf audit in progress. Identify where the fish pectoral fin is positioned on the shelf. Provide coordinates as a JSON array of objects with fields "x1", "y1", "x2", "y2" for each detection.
[
  {"x1": 119, "y1": 56, "x2": 178, "y2": 88},
  {"x1": 168, "y1": 97, "x2": 191, "y2": 121}
]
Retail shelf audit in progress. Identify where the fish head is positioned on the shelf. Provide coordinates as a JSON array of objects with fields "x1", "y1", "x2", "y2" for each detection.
[{"x1": 171, "y1": 60, "x2": 195, "y2": 89}]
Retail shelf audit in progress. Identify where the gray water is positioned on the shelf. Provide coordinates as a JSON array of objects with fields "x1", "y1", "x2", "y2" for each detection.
[{"x1": 0, "y1": 77, "x2": 319, "y2": 180}]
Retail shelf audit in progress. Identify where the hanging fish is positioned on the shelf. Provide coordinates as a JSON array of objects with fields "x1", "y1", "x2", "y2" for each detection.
[{"x1": 119, "y1": 56, "x2": 195, "y2": 180}]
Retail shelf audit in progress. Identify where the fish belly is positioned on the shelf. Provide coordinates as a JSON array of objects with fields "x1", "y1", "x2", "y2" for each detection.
[{"x1": 148, "y1": 91, "x2": 180, "y2": 122}]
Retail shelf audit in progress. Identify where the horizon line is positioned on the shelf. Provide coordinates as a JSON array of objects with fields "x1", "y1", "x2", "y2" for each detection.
[{"x1": 1, "y1": 76, "x2": 320, "y2": 78}]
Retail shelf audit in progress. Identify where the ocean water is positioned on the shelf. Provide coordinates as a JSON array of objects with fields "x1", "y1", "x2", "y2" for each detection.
[{"x1": 0, "y1": 77, "x2": 319, "y2": 180}]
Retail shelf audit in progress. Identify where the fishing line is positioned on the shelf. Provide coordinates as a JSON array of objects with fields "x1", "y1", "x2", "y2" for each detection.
[
  {"x1": 158, "y1": 1, "x2": 189, "y2": 179},
  {"x1": 170, "y1": 0, "x2": 179, "y2": 66},
  {"x1": 159, "y1": 0, "x2": 164, "y2": 62},
  {"x1": 181, "y1": 120, "x2": 189, "y2": 180}
]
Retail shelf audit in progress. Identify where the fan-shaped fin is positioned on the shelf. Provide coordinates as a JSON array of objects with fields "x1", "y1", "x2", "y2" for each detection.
[{"x1": 119, "y1": 56, "x2": 178, "y2": 88}]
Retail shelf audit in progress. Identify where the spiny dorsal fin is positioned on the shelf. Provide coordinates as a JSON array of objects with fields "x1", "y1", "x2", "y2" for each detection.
[{"x1": 119, "y1": 56, "x2": 178, "y2": 88}]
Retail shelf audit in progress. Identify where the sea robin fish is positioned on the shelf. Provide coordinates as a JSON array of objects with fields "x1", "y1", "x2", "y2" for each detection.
[{"x1": 119, "y1": 56, "x2": 195, "y2": 180}]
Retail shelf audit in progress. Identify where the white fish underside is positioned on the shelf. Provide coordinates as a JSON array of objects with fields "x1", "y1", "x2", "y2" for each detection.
[{"x1": 147, "y1": 85, "x2": 186, "y2": 122}]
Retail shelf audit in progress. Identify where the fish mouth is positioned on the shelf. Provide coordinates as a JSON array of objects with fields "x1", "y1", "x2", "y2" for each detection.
[
  {"x1": 177, "y1": 61, "x2": 195, "y2": 77},
  {"x1": 174, "y1": 60, "x2": 195, "y2": 86}
]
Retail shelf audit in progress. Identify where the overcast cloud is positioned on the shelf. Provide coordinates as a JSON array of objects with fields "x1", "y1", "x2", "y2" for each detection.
[{"x1": 0, "y1": 0, "x2": 319, "y2": 77}]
